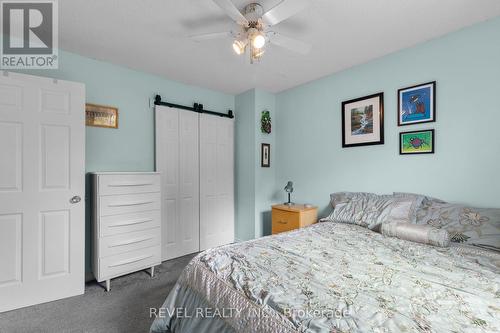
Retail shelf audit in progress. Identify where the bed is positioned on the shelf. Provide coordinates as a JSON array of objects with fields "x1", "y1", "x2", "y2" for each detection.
[{"x1": 150, "y1": 221, "x2": 499, "y2": 333}]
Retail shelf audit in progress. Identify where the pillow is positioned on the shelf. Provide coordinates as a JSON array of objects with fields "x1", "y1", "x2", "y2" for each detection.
[
  {"x1": 381, "y1": 222, "x2": 450, "y2": 247},
  {"x1": 393, "y1": 192, "x2": 446, "y2": 206},
  {"x1": 329, "y1": 192, "x2": 422, "y2": 224},
  {"x1": 411, "y1": 201, "x2": 500, "y2": 252},
  {"x1": 330, "y1": 192, "x2": 371, "y2": 208},
  {"x1": 325, "y1": 193, "x2": 418, "y2": 230},
  {"x1": 394, "y1": 192, "x2": 448, "y2": 222}
]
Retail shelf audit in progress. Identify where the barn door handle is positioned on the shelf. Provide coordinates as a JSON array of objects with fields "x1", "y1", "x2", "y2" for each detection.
[{"x1": 70, "y1": 196, "x2": 81, "y2": 204}]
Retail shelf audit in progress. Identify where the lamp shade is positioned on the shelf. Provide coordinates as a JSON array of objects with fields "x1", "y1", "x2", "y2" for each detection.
[{"x1": 284, "y1": 181, "x2": 293, "y2": 193}]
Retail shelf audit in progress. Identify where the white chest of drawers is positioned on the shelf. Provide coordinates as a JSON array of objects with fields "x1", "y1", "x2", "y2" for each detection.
[{"x1": 91, "y1": 172, "x2": 161, "y2": 291}]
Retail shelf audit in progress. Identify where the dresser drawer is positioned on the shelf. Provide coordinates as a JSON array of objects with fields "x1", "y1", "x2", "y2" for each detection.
[
  {"x1": 99, "y1": 210, "x2": 160, "y2": 237},
  {"x1": 100, "y1": 193, "x2": 160, "y2": 216},
  {"x1": 97, "y1": 246, "x2": 161, "y2": 281},
  {"x1": 99, "y1": 228, "x2": 161, "y2": 257},
  {"x1": 272, "y1": 209, "x2": 300, "y2": 233},
  {"x1": 98, "y1": 174, "x2": 160, "y2": 196}
]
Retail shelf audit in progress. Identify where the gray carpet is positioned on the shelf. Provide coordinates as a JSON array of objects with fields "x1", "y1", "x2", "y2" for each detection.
[{"x1": 0, "y1": 254, "x2": 196, "y2": 333}]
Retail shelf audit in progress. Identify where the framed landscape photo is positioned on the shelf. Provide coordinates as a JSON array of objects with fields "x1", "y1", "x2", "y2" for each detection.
[
  {"x1": 261, "y1": 143, "x2": 270, "y2": 167},
  {"x1": 342, "y1": 92, "x2": 384, "y2": 148},
  {"x1": 400, "y1": 129, "x2": 435, "y2": 155},
  {"x1": 398, "y1": 81, "x2": 436, "y2": 126}
]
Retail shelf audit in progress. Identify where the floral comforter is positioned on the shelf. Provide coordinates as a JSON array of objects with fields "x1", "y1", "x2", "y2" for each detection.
[{"x1": 151, "y1": 222, "x2": 500, "y2": 333}]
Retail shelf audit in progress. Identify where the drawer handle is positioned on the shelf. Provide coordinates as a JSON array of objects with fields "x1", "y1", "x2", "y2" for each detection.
[
  {"x1": 108, "y1": 254, "x2": 154, "y2": 268},
  {"x1": 108, "y1": 183, "x2": 154, "y2": 187},
  {"x1": 109, "y1": 236, "x2": 154, "y2": 248},
  {"x1": 109, "y1": 218, "x2": 153, "y2": 227},
  {"x1": 108, "y1": 201, "x2": 153, "y2": 207},
  {"x1": 278, "y1": 220, "x2": 288, "y2": 224}
]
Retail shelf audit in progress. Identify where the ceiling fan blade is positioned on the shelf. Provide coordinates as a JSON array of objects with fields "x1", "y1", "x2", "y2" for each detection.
[
  {"x1": 268, "y1": 32, "x2": 311, "y2": 55},
  {"x1": 190, "y1": 31, "x2": 232, "y2": 42},
  {"x1": 212, "y1": 0, "x2": 248, "y2": 26},
  {"x1": 262, "y1": 0, "x2": 309, "y2": 26}
]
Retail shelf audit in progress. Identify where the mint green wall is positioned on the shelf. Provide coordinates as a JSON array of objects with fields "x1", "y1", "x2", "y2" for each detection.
[
  {"x1": 276, "y1": 17, "x2": 500, "y2": 216},
  {"x1": 17, "y1": 50, "x2": 234, "y2": 275},
  {"x1": 234, "y1": 89, "x2": 277, "y2": 240},
  {"x1": 254, "y1": 90, "x2": 278, "y2": 237},
  {"x1": 235, "y1": 89, "x2": 256, "y2": 241}
]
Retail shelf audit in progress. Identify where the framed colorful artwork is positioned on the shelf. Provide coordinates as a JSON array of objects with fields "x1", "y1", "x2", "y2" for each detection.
[
  {"x1": 400, "y1": 129, "x2": 435, "y2": 155},
  {"x1": 261, "y1": 110, "x2": 271, "y2": 134},
  {"x1": 261, "y1": 143, "x2": 270, "y2": 167},
  {"x1": 398, "y1": 81, "x2": 436, "y2": 126},
  {"x1": 85, "y1": 103, "x2": 118, "y2": 128},
  {"x1": 341, "y1": 92, "x2": 384, "y2": 148}
]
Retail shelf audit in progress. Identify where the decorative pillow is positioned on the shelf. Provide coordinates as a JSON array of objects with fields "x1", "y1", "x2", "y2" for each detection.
[
  {"x1": 393, "y1": 192, "x2": 446, "y2": 206},
  {"x1": 330, "y1": 192, "x2": 372, "y2": 208},
  {"x1": 393, "y1": 192, "x2": 444, "y2": 224},
  {"x1": 381, "y1": 222, "x2": 450, "y2": 247},
  {"x1": 329, "y1": 192, "x2": 423, "y2": 224},
  {"x1": 325, "y1": 193, "x2": 418, "y2": 230},
  {"x1": 411, "y1": 202, "x2": 500, "y2": 252}
]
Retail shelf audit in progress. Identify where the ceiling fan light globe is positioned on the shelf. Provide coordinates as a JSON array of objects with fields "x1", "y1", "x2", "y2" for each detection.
[
  {"x1": 232, "y1": 40, "x2": 245, "y2": 55},
  {"x1": 252, "y1": 34, "x2": 266, "y2": 49}
]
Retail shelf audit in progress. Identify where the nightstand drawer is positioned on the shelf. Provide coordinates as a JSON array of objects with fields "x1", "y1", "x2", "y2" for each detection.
[
  {"x1": 271, "y1": 204, "x2": 318, "y2": 235},
  {"x1": 272, "y1": 209, "x2": 300, "y2": 233}
]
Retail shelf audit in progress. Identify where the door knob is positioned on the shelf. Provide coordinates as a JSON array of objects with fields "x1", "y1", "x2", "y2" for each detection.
[{"x1": 70, "y1": 196, "x2": 81, "y2": 204}]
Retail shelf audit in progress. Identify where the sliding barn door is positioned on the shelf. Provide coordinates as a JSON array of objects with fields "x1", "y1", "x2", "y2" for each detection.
[
  {"x1": 0, "y1": 72, "x2": 85, "y2": 312},
  {"x1": 199, "y1": 114, "x2": 234, "y2": 250},
  {"x1": 155, "y1": 106, "x2": 200, "y2": 260}
]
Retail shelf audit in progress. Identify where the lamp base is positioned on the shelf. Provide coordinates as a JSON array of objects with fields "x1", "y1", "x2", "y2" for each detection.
[{"x1": 284, "y1": 202, "x2": 295, "y2": 206}]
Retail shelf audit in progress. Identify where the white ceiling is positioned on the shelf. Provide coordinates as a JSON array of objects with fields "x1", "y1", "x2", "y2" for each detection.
[{"x1": 59, "y1": 0, "x2": 500, "y2": 94}]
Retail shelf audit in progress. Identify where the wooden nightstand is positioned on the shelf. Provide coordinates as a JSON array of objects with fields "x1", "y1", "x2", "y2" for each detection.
[{"x1": 271, "y1": 204, "x2": 318, "y2": 234}]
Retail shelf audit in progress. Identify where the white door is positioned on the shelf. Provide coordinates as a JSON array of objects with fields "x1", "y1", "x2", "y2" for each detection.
[
  {"x1": 199, "y1": 114, "x2": 234, "y2": 250},
  {"x1": 0, "y1": 72, "x2": 85, "y2": 312},
  {"x1": 155, "y1": 106, "x2": 199, "y2": 260}
]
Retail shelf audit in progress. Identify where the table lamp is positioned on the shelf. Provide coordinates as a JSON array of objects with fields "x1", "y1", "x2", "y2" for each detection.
[{"x1": 284, "y1": 181, "x2": 294, "y2": 206}]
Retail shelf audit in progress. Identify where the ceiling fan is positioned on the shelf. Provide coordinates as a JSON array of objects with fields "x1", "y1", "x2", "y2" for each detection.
[{"x1": 191, "y1": 0, "x2": 311, "y2": 63}]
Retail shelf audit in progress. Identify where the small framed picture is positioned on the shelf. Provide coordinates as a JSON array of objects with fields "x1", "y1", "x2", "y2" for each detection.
[
  {"x1": 400, "y1": 129, "x2": 435, "y2": 155},
  {"x1": 261, "y1": 143, "x2": 270, "y2": 167},
  {"x1": 342, "y1": 92, "x2": 384, "y2": 148},
  {"x1": 85, "y1": 103, "x2": 118, "y2": 128},
  {"x1": 398, "y1": 81, "x2": 436, "y2": 126}
]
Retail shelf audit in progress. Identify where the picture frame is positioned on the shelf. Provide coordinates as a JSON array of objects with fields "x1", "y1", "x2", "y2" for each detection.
[
  {"x1": 400, "y1": 129, "x2": 435, "y2": 155},
  {"x1": 261, "y1": 110, "x2": 271, "y2": 134},
  {"x1": 398, "y1": 81, "x2": 436, "y2": 126},
  {"x1": 341, "y1": 92, "x2": 384, "y2": 148},
  {"x1": 261, "y1": 143, "x2": 270, "y2": 167},
  {"x1": 85, "y1": 103, "x2": 119, "y2": 128}
]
